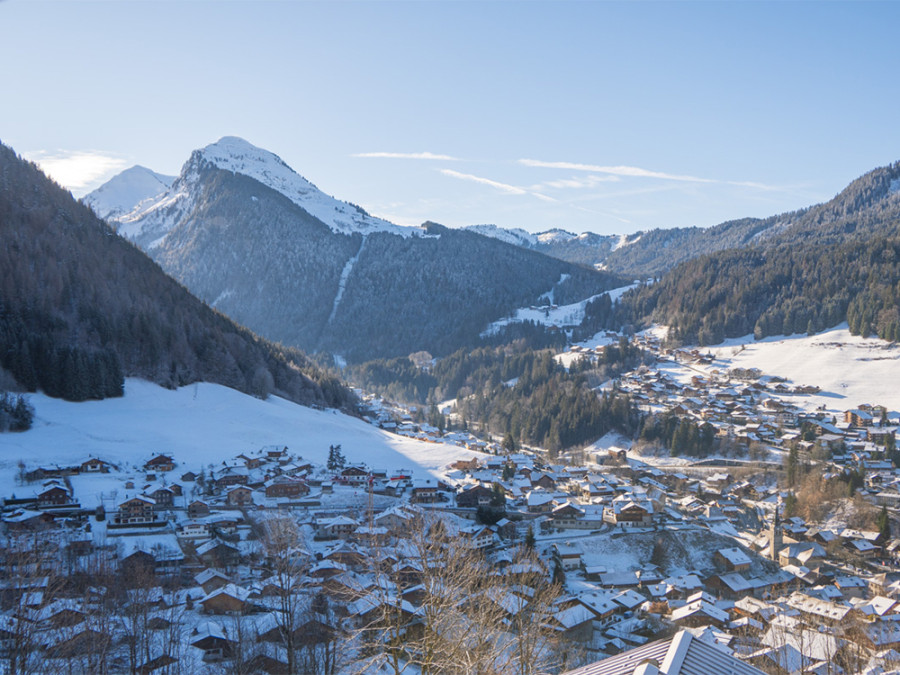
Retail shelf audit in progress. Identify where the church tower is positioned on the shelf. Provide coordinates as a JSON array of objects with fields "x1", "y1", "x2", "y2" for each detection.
[{"x1": 768, "y1": 501, "x2": 783, "y2": 563}]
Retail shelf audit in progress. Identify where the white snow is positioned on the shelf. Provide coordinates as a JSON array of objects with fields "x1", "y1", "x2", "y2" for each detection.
[
  {"x1": 611, "y1": 233, "x2": 633, "y2": 252},
  {"x1": 536, "y1": 229, "x2": 577, "y2": 244},
  {"x1": 111, "y1": 137, "x2": 419, "y2": 246},
  {"x1": 0, "y1": 379, "x2": 486, "y2": 499},
  {"x1": 483, "y1": 283, "x2": 638, "y2": 337},
  {"x1": 83, "y1": 166, "x2": 174, "y2": 221},
  {"x1": 674, "y1": 324, "x2": 900, "y2": 414},
  {"x1": 464, "y1": 224, "x2": 537, "y2": 247},
  {"x1": 326, "y1": 236, "x2": 368, "y2": 325}
]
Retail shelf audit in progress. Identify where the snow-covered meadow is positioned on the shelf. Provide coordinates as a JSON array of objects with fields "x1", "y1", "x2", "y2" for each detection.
[
  {"x1": 691, "y1": 324, "x2": 900, "y2": 414},
  {"x1": 0, "y1": 379, "x2": 484, "y2": 497}
]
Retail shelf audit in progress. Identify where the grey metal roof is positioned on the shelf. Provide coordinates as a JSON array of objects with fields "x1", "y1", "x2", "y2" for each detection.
[{"x1": 560, "y1": 630, "x2": 766, "y2": 675}]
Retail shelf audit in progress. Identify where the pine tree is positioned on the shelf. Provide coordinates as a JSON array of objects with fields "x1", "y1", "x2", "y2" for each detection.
[{"x1": 878, "y1": 505, "x2": 891, "y2": 544}]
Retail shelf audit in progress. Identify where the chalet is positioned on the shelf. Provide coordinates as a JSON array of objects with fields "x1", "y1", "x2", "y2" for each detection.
[
  {"x1": 197, "y1": 540, "x2": 241, "y2": 568},
  {"x1": 37, "y1": 484, "x2": 72, "y2": 508},
  {"x1": 714, "y1": 547, "x2": 752, "y2": 573},
  {"x1": 188, "y1": 500, "x2": 211, "y2": 519},
  {"x1": 546, "y1": 602, "x2": 595, "y2": 642},
  {"x1": 374, "y1": 505, "x2": 418, "y2": 532},
  {"x1": 137, "y1": 655, "x2": 179, "y2": 675},
  {"x1": 195, "y1": 569, "x2": 232, "y2": 594},
  {"x1": 2, "y1": 508, "x2": 54, "y2": 531},
  {"x1": 410, "y1": 479, "x2": 447, "y2": 504},
  {"x1": 79, "y1": 457, "x2": 112, "y2": 473},
  {"x1": 706, "y1": 572, "x2": 754, "y2": 599},
  {"x1": 451, "y1": 458, "x2": 481, "y2": 472},
  {"x1": 603, "y1": 500, "x2": 653, "y2": 527},
  {"x1": 456, "y1": 483, "x2": 495, "y2": 508},
  {"x1": 779, "y1": 542, "x2": 826, "y2": 568},
  {"x1": 179, "y1": 520, "x2": 211, "y2": 539},
  {"x1": 339, "y1": 466, "x2": 370, "y2": 484},
  {"x1": 120, "y1": 550, "x2": 156, "y2": 578},
  {"x1": 530, "y1": 473, "x2": 556, "y2": 489},
  {"x1": 236, "y1": 453, "x2": 264, "y2": 470},
  {"x1": 46, "y1": 623, "x2": 112, "y2": 659},
  {"x1": 553, "y1": 543, "x2": 583, "y2": 571},
  {"x1": 845, "y1": 408, "x2": 875, "y2": 427},
  {"x1": 315, "y1": 516, "x2": 358, "y2": 540},
  {"x1": 460, "y1": 526, "x2": 493, "y2": 550},
  {"x1": 526, "y1": 492, "x2": 556, "y2": 514},
  {"x1": 264, "y1": 476, "x2": 308, "y2": 499},
  {"x1": 180, "y1": 471, "x2": 198, "y2": 482},
  {"x1": 149, "y1": 486, "x2": 175, "y2": 509},
  {"x1": 671, "y1": 598, "x2": 730, "y2": 628},
  {"x1": 215, "y1": 468, "x2": 250, "y2": 489},
  {"x1": 200, "y1": 584, "x2": 250, "y2": 614},
  {"x1": 144, "y1": 454, "x2": 175, "y2": 472},
  {"x1": 190, "y1": 621, "x2": 236, "y2": 661},
  {"x1": 225, "y1": 485, "x2": 253, "y2": 507},
  {"x1": 114, "y1": 496, "x2": 156, "y2": 525}
]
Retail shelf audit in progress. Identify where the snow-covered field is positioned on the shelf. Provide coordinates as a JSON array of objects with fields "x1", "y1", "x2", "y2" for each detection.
[
  {"x1": 0, "y1": 379, "x2": 484, "y2": 497},
  {"x1": 697, "y1": 324, "x2": 900, "y2": 413},
  {"x1": 483, "y1": 283, "x2": 638, "y2": 336}
]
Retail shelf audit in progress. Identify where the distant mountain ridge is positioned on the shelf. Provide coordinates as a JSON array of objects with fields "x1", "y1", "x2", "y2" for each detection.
[
  {"x1": 607, "y1": 160, "x2": 900, "y2": 346},
  {"x1": 91, "y1": 137, "x2": 623, "y2": 363},
  {"x1": 0, "y1": 142, "x2": 353, "y2": 408},
  {"x1": 464, "y1": 162, "x2": 900, "y2": 277}
]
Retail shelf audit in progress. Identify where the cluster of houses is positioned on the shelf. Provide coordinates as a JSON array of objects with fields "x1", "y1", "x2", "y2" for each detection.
[
  {"x1": 5, "y1": 329, "x2": 900, "y2": 672},
  {"x1": 1, "y1": 428, "x2": 900, "y2": 674}
]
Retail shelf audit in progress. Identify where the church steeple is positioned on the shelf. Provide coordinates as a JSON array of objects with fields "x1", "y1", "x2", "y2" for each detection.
[{"x1": 769, "y1": 500, "x2": 783, "y2": 563}]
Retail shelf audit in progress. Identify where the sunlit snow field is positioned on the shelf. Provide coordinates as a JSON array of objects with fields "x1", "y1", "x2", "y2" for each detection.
[{"x1": 0, "y1": 379, "x2": 483, "y2": 497}]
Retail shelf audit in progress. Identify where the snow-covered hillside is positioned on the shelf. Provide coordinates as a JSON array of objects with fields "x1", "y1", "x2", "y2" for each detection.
[
  {"x1": 464, "y1": 224, "x2": 537, "y2": 247},
  {"x1": 83, "y1": 165, "x2": 174, "y2": 220},
  {"x1": 536, "y1": 229, "x2": 578, "y2": 244},
  {"x1": 657, "y1": 324, "x2": 900, "y2": 414},
  {"x1": 0, "y1": 379, "x2": 484, "y2": 498},
  {"x1": 108, "y1": 136, "x2": 418, "y2": 247},
  {"x1": 483, "y1": 282, "x2": 637, "y2": 336}
]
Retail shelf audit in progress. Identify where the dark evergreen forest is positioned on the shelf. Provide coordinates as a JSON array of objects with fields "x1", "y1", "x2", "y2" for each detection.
[{"x1": 0, "y1": 143, "x2": 354, "y2": 408}]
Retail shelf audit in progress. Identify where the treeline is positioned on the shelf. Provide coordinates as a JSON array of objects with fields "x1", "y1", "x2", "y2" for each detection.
[
  {"x1": 455, "y1": 352, "x2": 641, "y2": 453},
  {"x1": 0, "y1": 143, "x2": 355, "y2": 410},
  {"x1": 0, "y1": 392, "x2": 33, "y2": 431},
  {"x1": 638, "y1": 413, "x2": 717, "y2": 458},
  {"x1": 349, "y1": 342, "x2": 645, "y2": 452},
  {"x1": 617, "y1": 236, "x2": 900, "y2": 346}
]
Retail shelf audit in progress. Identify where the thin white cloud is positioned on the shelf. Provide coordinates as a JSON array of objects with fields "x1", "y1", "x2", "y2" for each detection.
[
  {"x1": 439, "y1": 169, "x2": 557, "y2": 202},
  {"x1": 519, "y1": 158, "x2": 716, "y2": 183},
  {"x1": 24, "y1": 150, "x2": 129, "y2": 194},
  {"x1": 440, "y1": 169, "x2": 527, "y2": 195},
  {"x1": 538, "y1": 174, "x2": 621, "y2": 190},
  {"x1": 354, "y1": 151, "x2": 460, "y2": 161},
  {"x1": 520, "y1": 158, "x2": 780, "y2": 191}
]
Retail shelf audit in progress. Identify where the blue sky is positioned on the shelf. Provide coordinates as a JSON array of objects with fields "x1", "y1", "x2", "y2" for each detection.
[{"x1": 2, "y1": 0, "x2": 898, "y2": 235}]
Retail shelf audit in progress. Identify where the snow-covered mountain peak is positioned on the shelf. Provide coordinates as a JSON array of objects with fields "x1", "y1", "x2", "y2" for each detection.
[
  {"x1": 105, "y1": 136, "x2": 420, "y2": 247},
  {"x1": 193, "y1": 136, "x2": 299, "y2": 185},
  {"x1": 536, "y1": 228, "x2": 578, "y2": 244},
  {"x1": 180, "y1": 136, "x2": 415, "y2": 238},
  {"x1": 83, "y1": 165, "x2": 174, "y2": 221}
]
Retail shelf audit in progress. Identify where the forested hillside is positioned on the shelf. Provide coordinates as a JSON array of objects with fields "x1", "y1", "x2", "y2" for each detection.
[
  {"x1": 0, "y1": 143, "x2": 353, "y2": 408},
  {"x1": 101, "y1": 137, "x2": 624, "y2": 363},
  {"x1": 590, "y1": 161, "x2": 900, "y2": 344},
  {"x1": 491, "y1": 162, "x2": 900, "y2": 279},
  {"x1": 347, "y1": 336, "x2": 649, "y2": 452},
  {"x1": 622, "y1": 236, "x2": 900, "y2": 346}
]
